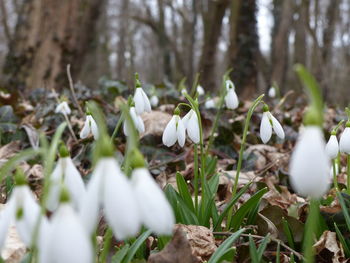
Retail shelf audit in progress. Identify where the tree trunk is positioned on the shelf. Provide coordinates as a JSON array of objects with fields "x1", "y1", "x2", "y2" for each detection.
[
  {"x1": 3, "y1": 0, "x2": 104, "y2": 92},
  {"x1": 229, "y1": 0, "x2": 259, "y2": 98},
  {"x1": 198, "y1": 0, "x2": 229, "y2": 91}
]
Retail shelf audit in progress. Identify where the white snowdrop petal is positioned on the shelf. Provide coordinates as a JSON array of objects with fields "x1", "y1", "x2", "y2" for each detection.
[
  {"x1": 134, "y1": 88, "x2": 145, "y2": 114},
  {"x1": 225, "y1": 89, "x2": 238, "y2": 109},
  {"x1": 289, "y1": 126, "x2": 330, "y2": 198},
  {"x1": 80, "y1": 117, "x2": 90, "y2": 139},
  {"x1": 89, "y1": 116, "x2": 99, "y2": 140},
  {"x1": 141, "y1": 89, "x2": 151, "y2": 112},
  {"x1": 270, "y1": 113, "x2": 285, "y2": 140},
  {"x1": 186, "y1": 111, "x2": 200, "y2": 144},
  {"x1": 182, "y1": 111, "x2": 191, "y2": 128},
  {"x1": 150, "y1": 95, "x2": 159, "y2": 107},
  {"x1": 132, "y1": 168, "x2": 174, "y2": 235},
  {"x1": 136, "y1": 115, "x2": 145, "y2": 133},
  {"x1": 63, "y1": 157, "x2": 86, "y2": 210},
  {"x1": 176, "y1": 117, "x2": 186, "y2": 147},
  {"x1": 123, "y1": 121, "x2": 129, "y2": 136},
  {"x1": 339, "y1": 127, "x2": 350, "y2": 154},
  {"x1": 0, "y1": 198, "x2": 15, "y2": 250},
  {"x1": 162, "y1": 116, "x2": 177, "y2": 147},
  {"x1": 103, "y1": 159, "x2": 140, "y2": 239},
  {"x1": 325, "y1": 135, "x2": 339, "y2": 159},
  {"x1": 268, "y1": 87, "x2": 276, "y2": 98},
  {"x1": 260, "y1": 112, "x2": 272, "y2": 144},
  {"x1": 63, "y1": 102, "x2": 71, "y2": 115},
  {"x1": 205, "y1": 99, "x2": 216, "y2": 109},
  {"x1": 197, "y1": 85, "x2": 204, "y2": 96},
  {"x1": 46, "y1": 160, "x2": 63, "y2": 212},
  {"x1": 49, "y1": 204, "x2": 93, "y2": 263},
  {"x1": 225, "y1": 80, "x2": 235, "y2": 90}
]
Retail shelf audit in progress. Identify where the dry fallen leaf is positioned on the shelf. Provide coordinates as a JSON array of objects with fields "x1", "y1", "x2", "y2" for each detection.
[
  {"x1": 313, "y1": 231, "x2": 345, "y2": 263},
  {"x1": 141, "y1": 111, "x2": 172, "y2": 137}
]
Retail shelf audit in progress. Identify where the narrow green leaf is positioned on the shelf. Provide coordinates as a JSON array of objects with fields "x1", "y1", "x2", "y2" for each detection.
[
  {"x1": 112, "y1": 244, "x2": 130, "y2": 263},
  {"x1": 249, "y1": 235, "x2": 259, "y2": 263},
  {"x1": 176, "y1": 172, "x2": 194, "y2": 212},
  {"x1": 122, "y1": 230, "x2": 152, "y2": 263},
  {"x1": 257, "y1": 234, "x2": 270, "y2": 260},
  {"x1": 282, "y1": 217, "x2": 295, "y2": 250},
  {"x1": 276, "y1": 242, "x2": 280, "y2": 263},
  {"x1": 337, "y1": 192, "x2": 350, "y2": 230},
  {"x1": 334, "y1": 223, "x2": 350, "y2": 257}
]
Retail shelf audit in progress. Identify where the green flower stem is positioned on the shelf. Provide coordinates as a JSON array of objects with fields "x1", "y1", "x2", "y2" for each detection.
[
  {"x1": 194, "y1": 144, "x2": 199, "y2": 213},
  {"x1": 333, "y1": 159, "x2": 339, "y2": 191},
  {"x1": 226, "y1": 94, "x2": 264, "y2": 229},
  {"x1": 347, "y1": 154, "x2": 350, "y2": 194},
  {"x1": 111, "y1": 114, "x2": 123, "y2": 142},
  {"x1": 303, "y1": 199, "x2": 319, "y2": 263},
  {"x1": 99, "y1": 227, "x2": 113, "y2": 263}
]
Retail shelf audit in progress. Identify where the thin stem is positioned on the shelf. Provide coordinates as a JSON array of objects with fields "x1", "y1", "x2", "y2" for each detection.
[
  {"x1": 303, "y1": 199, "x2": 319, "y2": 263},
  {"x1": 194, "y1": 144, "x2": 199, "y2": 213},
  {"x1": 67, "y1": 64, "x2": 84, "y2": 117},
  {"x1": 111, "y1": 114, "x2": 123, "y2": 142},
  {"x1": 63, "y1": 113, "x2": 78, "y2": 142},
  {"x1": 347, "y1": 154, "x2": 350, "y2": 193},
  {"x1": 332, "y1": 159, "x2": 339, "y2": 191},
  {"x1": 99, "y1": 227, "x2": 113, "y2": 263}
]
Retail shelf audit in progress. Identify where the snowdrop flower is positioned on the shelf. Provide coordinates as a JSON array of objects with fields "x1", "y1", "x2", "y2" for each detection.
[
  {"x1": 197, "y1": 85, "x2": 204, "y2": 96},
  {"x1": 325, "y1": 134, "x2": 339, "y2": 159},
  {"x1": 46, "y1": 145, "x2": 86, "y2": 212},
  {"x1": 162, "y1": 109, "x2": 186, "y2": 147},
  {"x1": 55, "y1": 101, "x2": 71, "y2": 115},
  {"x1": 260, "y1": 106, "x2": 285, "y2": 143},
  {"x1": 205, "y1": 98, "x2": 216, "y2": 109},
  {"x1": 268, "y1": 87, "x2": 276, "y2": 98},
  {"x1": 132, "y1": 167, "x2": 174, "y2": 235},
  {"x1": 182, "y1": 109, "x2": 200, "y2": 144},
  {"x1": 181, "y1": 88, "x2": 187, "y2": 96},
  {"x1": 80, "y1": 157, "x2": 140, "y2": 239},
  {"x1": 40, "y1": 191, "x2": 93, "y2": 263},
  {"x1": 80, "y1": 113, "x2": 98, "y2": 140},
  {"x1": 0, "y1": 173, "x2": 46, "y2": 250},
  {"x1": 289, "y1": 126, "x2": 330, "y2": 198},
  {"x1": 123, "y1": 106, "x2": 145, "y2": 136},
  {"x1": 339, "y1": 122, "x2": 350, "y2": 154},
  {"x1": 134, "y1": 87, "x2": 151, "y2": 115},
  {"x1": 150, "y1": 95, "x2": 159, "y2": 107},
  {"x1": 224, "y1": 80, "x2": 239, "y2": 109}
]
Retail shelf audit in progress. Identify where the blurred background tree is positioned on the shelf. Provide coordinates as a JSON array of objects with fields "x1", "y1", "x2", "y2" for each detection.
[{"x1": 0, "y1": 0, "x2": 349, "y2": 105}]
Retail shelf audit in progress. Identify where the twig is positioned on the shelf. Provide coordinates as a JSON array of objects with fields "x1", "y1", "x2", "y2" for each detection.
[
  {"x1": 212, "y1": 232, "x2": 304, "y2": 260},
  {"x1": 273, "y1": 90, "x2": 294, "y2": 112},
  {"x1": 51, "y1": 88, "x2": 78, "y2": 142},
  {"x1": 67, "y1": 64, "x2": 84, "y2": 117}
]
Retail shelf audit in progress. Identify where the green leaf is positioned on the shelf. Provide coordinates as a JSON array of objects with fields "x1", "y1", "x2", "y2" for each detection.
[
  {"x1": 208, "y1": 229, "x2": 245, "y2": 263},
  {"x1": 337, "y1": 192, "x2": 350, "y2": 230},
  {"x1": 282, "y1": 217, "x2": 295, "y2": 250},
  {"x1": 122, "y1": 230, "x2": 152, "y2": 263},
  {"x1": 249, "y1": 235, "x2": 259, "y2": 263},
  {"x1": 334, "y1": 223, "x2": 350, "y2": 258},
  {"x1": 177, "y1": 201, "x2": 199, "y2": 225},
  {"x1": 176, "y1": 172, "x2": 194, "y2": 212},
  {"x1": 112, "y1": 244, "x2": 130, "y2": 263},
  {"x1": 257, "y1": 234, "x2": 270, "y2": 260},
  {"x1": 230, "y1": 187, "x2": 268, "y2": 231},
  {"x1": 205, "y1": 156, "x2": 218, "y2": 177}
]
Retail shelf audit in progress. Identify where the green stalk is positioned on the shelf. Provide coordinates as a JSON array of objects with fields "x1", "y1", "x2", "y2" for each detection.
[
  {"x1": 347, "y1": 154, "x2": 350, "y2": 194},
  {"x1": 111, "y1": 114, "x2": 123, "y2": 142},
  {"x1": 226, "y1": 94, "x2": 264, "y2": 229},
  {"x1": 303, "y1": 199, "x2": 319, "y2": 263},
  {"x1": 100, "y1": 228, "x2": 113, "y2": 263},
  {"x1": 194, "y1": 144, "x2": 199, "y2": 213},
  {"x1": 333, "y1": 159, "x2": 339, "y2": 191}
]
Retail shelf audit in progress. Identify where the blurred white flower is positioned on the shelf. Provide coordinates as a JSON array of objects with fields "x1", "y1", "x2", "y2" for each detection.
[
  {"x1": 134, "y1": 88, "x2": 151, "y2": 115},
  {"x1": 205, "y1": 99, "x2": 216, "y2": 109},
  {"x1": 182, "y1": 109, "x2": 200, "y2": 144},
  {"x1": 268, "y1": 87, "x2": 276, "y2": 98},
  {"x1": 79, "y1": 157, "x2": 140, "y2": 239},
  {"x1": 289, "y1": 126, "x2": 330, "y2": 198},
  {"x1": 197, "y1": 85, "x2": 204, "y2": 96},
  {"x1": 260, "y1": 111, "x2": 285, "y2": 143},
  {"x1": 80, "y1": 114, "x2": 99, "y2": 140},
  {"x1": 339, "y1": 126, "x2": 350, "y2": 154},
  {"x1": 132, "y1": 168, "x2": 174, "y2": 235},
  {"x1": 123, "y1": 107, "x2": 145, "y2": 136},
  {"x1": 55, "y1": 101, "x2": 71, "y2": 115},
  {"x1": 46, "y1": 157, "x2": 86, "y2": 212},
  {"x1": 40, "y1": 203, "x2": 93, "y2": 263},
  {"x1": 150, "y1": 95, "x2": 159, "y2": 107},
  {"x1": 329, "y1": 163, "x2": 339, "y2": 179},
  {"x1": 224, "y1": 80, "x2": 239, "y2": 109},
  {"x1": 162, "y1": 115, "x2": 186, "y2": 147},
  {"x1": 0, "y1": 185, "x2": 47, "y2": 250},
  {"x1": 325, "y1": 134, "x2": 339, "y2": 159},
  {"x1": 181, "y1": 88, "x2": 187, "y2": 96}
]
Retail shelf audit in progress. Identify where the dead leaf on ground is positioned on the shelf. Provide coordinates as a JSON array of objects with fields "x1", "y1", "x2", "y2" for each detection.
[
  {"x1": 141, "y1": 111, "x2": 172, "y2": 137},
  {"x1": 21, "y1": 123, "x2": 39, "y2": 149},
  {"x1": 0, "y1": 141, "x2": 21, "y2": 162},
  {"x1": 314, "y1": 231, "x2": 345, "y2": 263},
  {"x1": 148, "y1": 227, "x2": 200, "y2": 263}
]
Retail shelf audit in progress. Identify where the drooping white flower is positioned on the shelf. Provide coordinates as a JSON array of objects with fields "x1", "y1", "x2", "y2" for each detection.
[
  {"x1": 268, "y1": 87, "x2": 276, "y2": 98},
  {"x1": 150, "y1": 95, "x2": 159, "y2": 107},
  {"x1": 123, "y1": 107, "x2": 145, "y2": 136},
  {"x1": 325, "y1": 134, "x2": 339, "y2": 159},
  {"x1": 80, "y1": 114, "x2": 99, "y2": 140},
  {"x1": 55, "y1": 101, "x2": 71, "y2": 115},
  {"x1": 289, "y1": 126, "x2": 330, "y2": 198},
  {"x1": 40, "y1": 203, "x2": 93, "y2": 263},
  {"x1": 0, "y1": 185, "x2": 47, "y2": 250},
  {"x1": 181, "y1": 88, "x2": 188, "y2": 96},
  {"x1": 205, "y1": 98, "x2": 216, "y2": 109},
  {"x1": 162, "y1": 114, "x2": 186, "y2": 147},
  {"x1": 79, "y1": 157, "x2": 140, "y2": 239},
  {"x1": 134, "y1": 88, "x2": 151, "y2": 115},
  {"x1": 260, "y1": 110, "x2": 285, "y2": 143},
  {"x1": 182, "y1": 109, "x2": 200, "y2": 144},
  {"x1": 132, "y1": 168, "x2": 174, "y2": 235},
  {"x1": 197, "y1": 85, "x2": 204, "y2": 96},
  {"x1": 46, "y1": 157, "x2": 86, "y2": 212},
  {"x1": 339, "y1": 126, "x2": 350, "y2": 154},
  {"x1": 224, "y1": 80, "x2": 239, "y2": 110}
]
